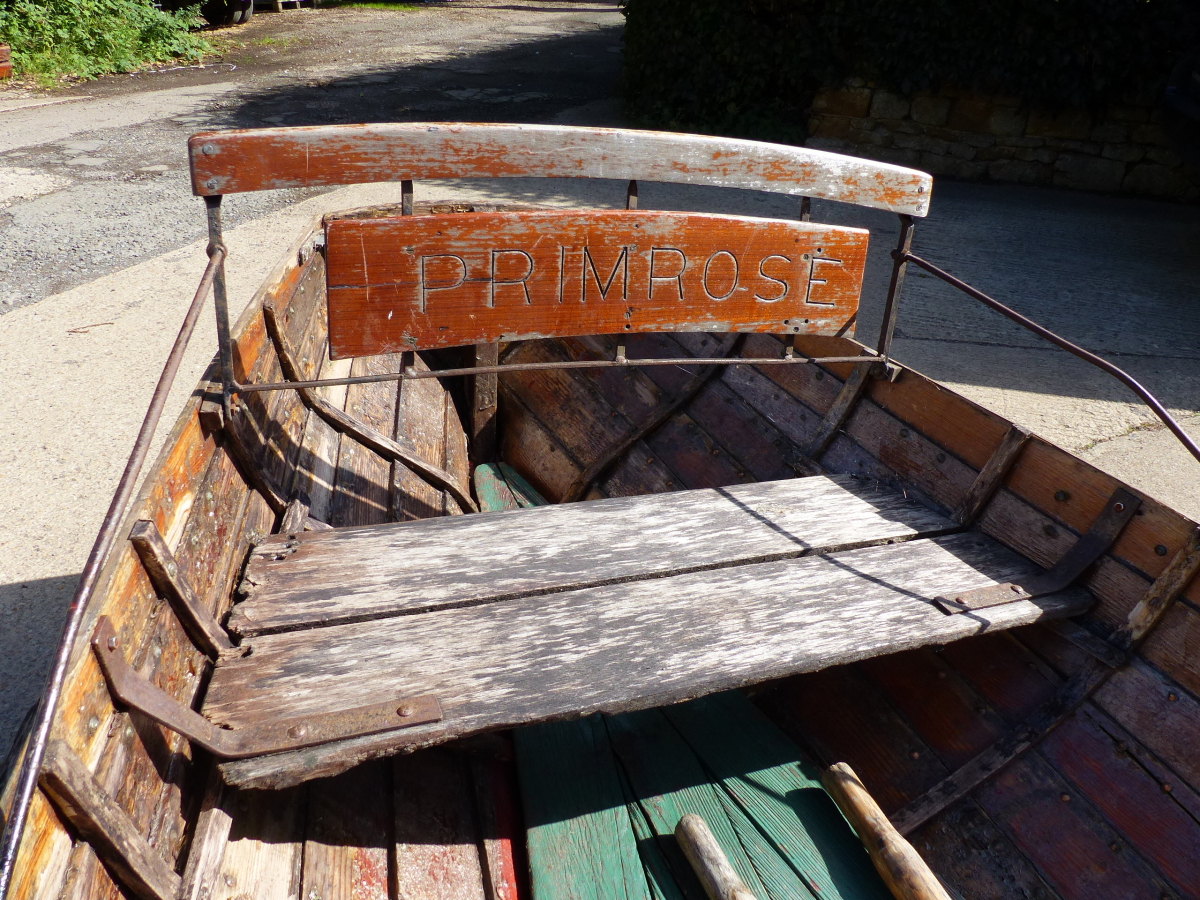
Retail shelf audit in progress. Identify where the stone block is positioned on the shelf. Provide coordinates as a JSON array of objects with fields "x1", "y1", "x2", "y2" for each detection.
[
  {"x1": 1053, "y1": 154, "x2": 1126, "y2": 191},
  {"x1": 975, "y1": 146, "x2": 1015, "y2": 162},
  {"x1": 851, "y1": 117, "x2": 874, "y2": 130},
  {"x1": 926, "y1": 126, "x2": 961, "y2": 142},
  {"x1": 893, "y1": 133, "x2": 949, "y2": 154},
  {"x1": 1015, "y1": 146, "x2": 1055, "y2": 164},
  {"x1": 949, "y1": 142, "x2": 976, "y2": 160},
  {"x1": 1101, "y1": 143, "x2": 1145, "y2": 164},
  {"x1": 812, "y1": 116, "x2": 852, "y2": 140},
  {"x1": 988, "y1": 159, "x2": 1052, "y2": 184},
  {"x1": 922, "y1": 153, "x2": 987, "y2": 179},
  {"x1": 1008, "y1": 135, "x2": 1045, "y2": 148},
  {"x1": 1146, "y1": 146, "x2": 1183, "y2": 167},
  {"x1": 858, "y1": 129, "x2": 894, "y2": 148},
  {"x1": 911, "y1": 95, "x2": 951, "y2": 126},
  {"x1": 964, "y1": 132, "x2": 998, "y2": 148},
  {"x1": 1122, "y1": 163, "x2": 1195, "y2": 197},
  {"x1": 947, "y1": 97, "x2": 993, "y2": 132},
  {"x1": 868, "y1": 146, "x2": 920, "y2": 166},
  {"x1": 987, "y1": 106, "x2": 1027, "y2": 137},
  {"x1": 870, "y1": 91, "x2": 910, "y2": 120},
  {"x1": 1089, "y1": 122, "x2": 1128, "y2": 143},
  {"x1": 811, "y1": 87, "x2": 871, "y2": 119},
  {"x1": 845, "y1": 76, "x2": 866, "y2": 88},
  {"x1": 1130, "y1": 123, "x2": 1169, "y2": 145},
  {"x1": 1107, "y1": 104, "x2": 1149, "y2": 123},
  {"x1": 1026, "y1": 107, "x2": 1093, "y2": 140},
  {"x1": 1046, "y1": 138, "x2": 1101, "y2": 155},
  {"x1": 894, "y1": 120, "x2": 923, "y2": 135}
]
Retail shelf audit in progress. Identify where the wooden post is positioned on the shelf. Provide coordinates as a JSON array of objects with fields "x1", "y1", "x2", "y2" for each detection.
[
  {"x1": 821, "y1": 763, "x2": 952, "y2": 900},
  {"x1": 471, "y1": 342, "x2": 499, "y2": 465},
  {"x1": 674, "y1": 813, "x2": 757, "y2": 900}
]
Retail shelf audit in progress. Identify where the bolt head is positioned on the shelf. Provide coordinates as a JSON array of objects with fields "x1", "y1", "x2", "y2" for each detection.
[
  {"x1": 1114, "y1": 502, "x2": 1125, "y2": 513},
  {"x1": 202, "y1": 143, "x2": 217, "y2": 156},
  {"x1": 107, "y1": 636, "x2": 117, "y2": 651},
  {"x1": 206, "y1": 178, "x2": 219, "y2": 190}
]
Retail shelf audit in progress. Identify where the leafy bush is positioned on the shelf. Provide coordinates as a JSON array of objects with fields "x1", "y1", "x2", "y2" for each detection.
[
  {"x1": 0, "y1": 0, "x2": 209, "y2": 80},
  {"x1": 622, "y1": 0, "x2": 1200, "y2": 137}
]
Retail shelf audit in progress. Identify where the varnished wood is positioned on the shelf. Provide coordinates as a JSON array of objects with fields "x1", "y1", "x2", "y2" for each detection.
[
  {"x1": 38, "y1": 740, "x2": 181, "y2": 900},
  {"x1": 188, "y1": 123, "x2": 933, "y2": 216},
  {"x1": 231, "y1": 474, "x2": 956, "y2": 636},
  {"x1": 325, "y1": 212, "x2": 867, "y2": 356}
]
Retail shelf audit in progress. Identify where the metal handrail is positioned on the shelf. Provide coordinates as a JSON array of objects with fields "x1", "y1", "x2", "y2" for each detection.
[
  {"x1": 0, "y1": 248, "x2": 225, "y2": 898},
  {"x1": 899, "y1": 250, "x2": 1200, "y2": 469}
]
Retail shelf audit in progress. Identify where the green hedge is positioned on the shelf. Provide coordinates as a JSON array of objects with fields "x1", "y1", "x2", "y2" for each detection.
[
  {"x1": 622, "y1": 0, "x2": 1200, "y2": 138},
  {"x1": 0, "y1": 0, "x2": 208, "y2": 80}
]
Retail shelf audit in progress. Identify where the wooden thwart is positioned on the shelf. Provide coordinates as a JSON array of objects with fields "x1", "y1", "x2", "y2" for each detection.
[
  {"x1": 231, "y1": 474, "x2": 956, "y2": 636},
  {"x1": 324, "y1": 211, "x2": 867, "y2": 357}
]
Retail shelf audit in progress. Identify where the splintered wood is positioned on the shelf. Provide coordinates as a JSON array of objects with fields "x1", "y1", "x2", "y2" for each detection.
[{"x1": 325, "y1": 211, "x2": 868, "y2": 356}]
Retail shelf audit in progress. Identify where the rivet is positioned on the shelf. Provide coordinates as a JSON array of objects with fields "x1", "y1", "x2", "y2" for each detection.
[
  {"x1": 1114, "y1": 502, "x2": 1125, "y2": 513},
  {"x1": 286, "y1": 723, "x2": 308, "y2": 739},
  {"x1": 1060, "y1": 793, "x2": 1070, "y2": 802},
  {"x1": 87, "y1": 716, "x2": 100, "y2": 732},
  {"x1": 815, "y1": 370, "x2": 824, "y2": 381},
  {"x1": 202, "y1": 143, "x2": 217, "y2": 156},
  {"x1": 1155, "y1": 544, "x2": 1168, "y2": 556},
  {"x1": 1055, "y1": 490, "x2": 1070, "y2": 502},
  {"x1": 1110, "y1": 842, "x2": 1120, "y2": 852},
  {"x1": 1168, "y1": 693, "x2": 1177, "y2": 701},
  {"x1": 397, "y1": 704, "x2": 415, "y2": 718},
  {"x1": 1044, "y1": 524, "x2": 1058, "y2": 537},
  {"x1": 936, "y1": 452, "x2": 946, "y2": 463},
  {"x1": 899, "y1": 428, "x2": 910, "y2": 438},
  {"x1": 1162, "y1": 782, "x2": 1173, "y2": 793},
  {"x1": 206, "y1": 178, "x2": 219, "y2": 190},
  {"x1": 107, "y1": 636, "x2": 117, "y2": 651},
  {"x1": 936, "y1": 671, "x2": 947, "y2": 679},
  {"x1": 909, "y1": 750, "x2": 920, "y2": 759}
]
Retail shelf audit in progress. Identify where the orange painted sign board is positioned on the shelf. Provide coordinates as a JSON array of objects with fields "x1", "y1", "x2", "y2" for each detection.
[{"x1": 325, "y1": 211, "x2": 868, "y2": 357}]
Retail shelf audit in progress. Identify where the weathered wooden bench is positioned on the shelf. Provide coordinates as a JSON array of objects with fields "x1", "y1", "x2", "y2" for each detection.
[{"x1": 89, "y1": 124, "x2": 1105, "y2": 791}]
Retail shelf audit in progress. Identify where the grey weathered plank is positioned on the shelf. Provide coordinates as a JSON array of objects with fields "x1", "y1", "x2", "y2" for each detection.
[
  {"x1": 230, "y1": 474, "x2": 956, "y2": 636},
  {"x1": 210, "y1": 532, "x2": 1092, "y2": 788}
]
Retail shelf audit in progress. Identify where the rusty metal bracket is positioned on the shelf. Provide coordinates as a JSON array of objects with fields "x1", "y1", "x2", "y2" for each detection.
[
  {"x1": 936, "y1": 487, "x2": 1141, "y2": 614},
  {"x1": 91, "y1": 616, "x2": 441, "y2": 759}
]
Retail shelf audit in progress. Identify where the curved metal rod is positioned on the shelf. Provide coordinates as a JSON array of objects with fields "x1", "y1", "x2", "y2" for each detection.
[
  {"x1": 0, "y1": 249, "x2": 225, "y2": 898},
  {"x1": 899, "y1": 250, "x2": 1200, "y2": 468}
]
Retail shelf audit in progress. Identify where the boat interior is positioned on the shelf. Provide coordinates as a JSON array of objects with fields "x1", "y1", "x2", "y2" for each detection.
[{"x1": 4, "y1": 124, "x2": 1200, "y2": 900}]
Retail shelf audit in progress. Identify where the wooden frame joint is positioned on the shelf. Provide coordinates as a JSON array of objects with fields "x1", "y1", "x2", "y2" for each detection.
[{"x1": 952, "y1": 424, "x2": 1031, "y2": 526}]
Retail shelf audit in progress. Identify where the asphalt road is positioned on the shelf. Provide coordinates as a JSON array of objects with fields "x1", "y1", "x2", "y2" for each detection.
[{"x1": 0, "y1": 0, "x2": 1198, "y2": 759}]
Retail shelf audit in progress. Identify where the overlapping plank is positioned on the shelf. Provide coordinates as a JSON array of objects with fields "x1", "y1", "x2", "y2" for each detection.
[
  {"x1": 231, "y1": 474, "x2": 956, "y2": 636},
  {"x1": 211, "y1": 533, "x2": 1091, "y2": 788}
]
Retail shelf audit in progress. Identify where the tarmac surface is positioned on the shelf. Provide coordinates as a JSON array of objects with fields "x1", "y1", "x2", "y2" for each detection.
[{"x1": 1, "y1": 0, "x2": 1198, "y2": 758}]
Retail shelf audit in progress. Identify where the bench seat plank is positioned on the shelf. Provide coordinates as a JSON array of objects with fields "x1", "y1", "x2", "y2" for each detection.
[
  {"x1": 231, "y1": 474, "x2": 957, "y2": 636},
  {"x1": 205, "y1": 531, "x2": 1091, "y2": 784}
]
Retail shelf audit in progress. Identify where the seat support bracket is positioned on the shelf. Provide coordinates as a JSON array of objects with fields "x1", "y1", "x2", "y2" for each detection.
[{"x1": 91, "y1": 616, "x2": 442, "y2": 759}]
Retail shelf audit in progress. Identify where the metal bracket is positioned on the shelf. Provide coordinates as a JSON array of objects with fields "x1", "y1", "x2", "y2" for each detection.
[
  {"x1": 91, "y1": 616, "x2": 441, "y2": 759},
  {"x1": 936, "y1": 487, "x2": 1141, "y2": 614}
]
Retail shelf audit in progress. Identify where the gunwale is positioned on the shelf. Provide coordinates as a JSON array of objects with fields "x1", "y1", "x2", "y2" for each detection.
[{"x1": 2, "y1": 201, "x2": 1200, "y2": 899}]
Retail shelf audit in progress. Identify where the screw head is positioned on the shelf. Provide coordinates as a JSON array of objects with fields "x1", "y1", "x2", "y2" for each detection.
[
  {"x1": 397, "y1": 704, "x2": 415, "y2": 718},
  {"x1": 1156, "y1": 544, "x2": 1168, "y2": 556},
  {"x1": 205, "y1": 177, "x2": 219, "y2": 190}
]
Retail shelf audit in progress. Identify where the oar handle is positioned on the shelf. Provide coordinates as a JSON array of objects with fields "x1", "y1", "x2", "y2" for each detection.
[
  {"x1": 822, "y1": 763, "x2": 952, "y2": 900},
  {"x1": 674, "y1": 814, "x2": 757, "y2": 900}
]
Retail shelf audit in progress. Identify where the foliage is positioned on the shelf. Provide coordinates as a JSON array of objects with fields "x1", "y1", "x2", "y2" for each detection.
[
  {"x1": 622, "y1": 0, "x2": 1200, "y2": 138},
  {"x1": 0, "y1": 0, "x2": 209, "y2": 80}
]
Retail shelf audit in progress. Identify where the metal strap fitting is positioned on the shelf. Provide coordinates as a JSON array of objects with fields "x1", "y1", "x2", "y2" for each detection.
[
  {"x1": 91, "y1": 616, "x2": 441, "y2": 758},
  {"x1": 936, "y1": 487, "x2": 1141, "y2": 614}
]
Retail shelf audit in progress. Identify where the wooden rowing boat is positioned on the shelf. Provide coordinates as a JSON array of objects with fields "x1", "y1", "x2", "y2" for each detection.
[{"x1": 3, "y1": 123, "x2": 1200, "y2": 900}]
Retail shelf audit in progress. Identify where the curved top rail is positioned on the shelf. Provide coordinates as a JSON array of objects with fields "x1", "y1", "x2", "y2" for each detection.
[{"x1": 188, "y1": 122, "x2": 933, "y2": 217}]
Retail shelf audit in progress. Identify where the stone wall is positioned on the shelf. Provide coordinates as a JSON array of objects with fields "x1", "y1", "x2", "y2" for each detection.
[{"x1": 806, "y1": 80, "x2": 1197, "y2": 201}]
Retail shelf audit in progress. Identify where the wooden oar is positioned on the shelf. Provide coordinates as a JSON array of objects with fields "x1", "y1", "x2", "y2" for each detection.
[
  {"x1": 674, "y1": 813, "x2": 757, "y2": 900},
  {"x1": 821, "y1": 763, "x2": 952, "y2": 900}
]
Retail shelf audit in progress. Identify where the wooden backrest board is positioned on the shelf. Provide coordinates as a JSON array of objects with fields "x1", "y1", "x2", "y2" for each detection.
[
  {"x1": 325, "y1": 210, "x2": 868, "y2": 357},
  {"x1": 189, "y1": 123, "x2": 932, "y2": 217}
]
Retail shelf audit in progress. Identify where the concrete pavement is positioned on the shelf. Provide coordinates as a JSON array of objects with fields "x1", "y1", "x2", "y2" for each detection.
[{"x1": 0, "y1": 0, "x2": 1197, "y2": 759}]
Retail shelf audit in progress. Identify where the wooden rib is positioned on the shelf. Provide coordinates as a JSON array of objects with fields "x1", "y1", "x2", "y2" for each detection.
[
  {"x1": 39, "y1": 740, "x2": 181, "y2": 900},
  {"x1": 951, "y1": 425, "x2": 1031, "y2": 526},
  {"x1": 128, "y1": 519, "x2": 235, "y2": 657},
  {"x1": 188, "y1": 123, "x2": 933, "y2": 216},
  {"x1": 471, "y1": 343, "x2": 499, "y2": 465},
  {"x1": 1041, "y1": 620, "x2": 1125, "y2": 668},
  {"x1": 891, "y1": 529, "x2": 1200, "y2": 835},
  {"x1": 261, "y1": 299, "x2": 477, "y2": 512},
  {"x1": 279, "y1": 492, "x2": 311, "y2": 534},
  {"x1": 803, "y1": 361, "x2": 873, "y2": 460},
  {"x1": 560, "y1": 335, "x2": 743, "y2": 502},
  {"x1": 200, "y1": 395, "x2": 288, "y2": 514}
]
